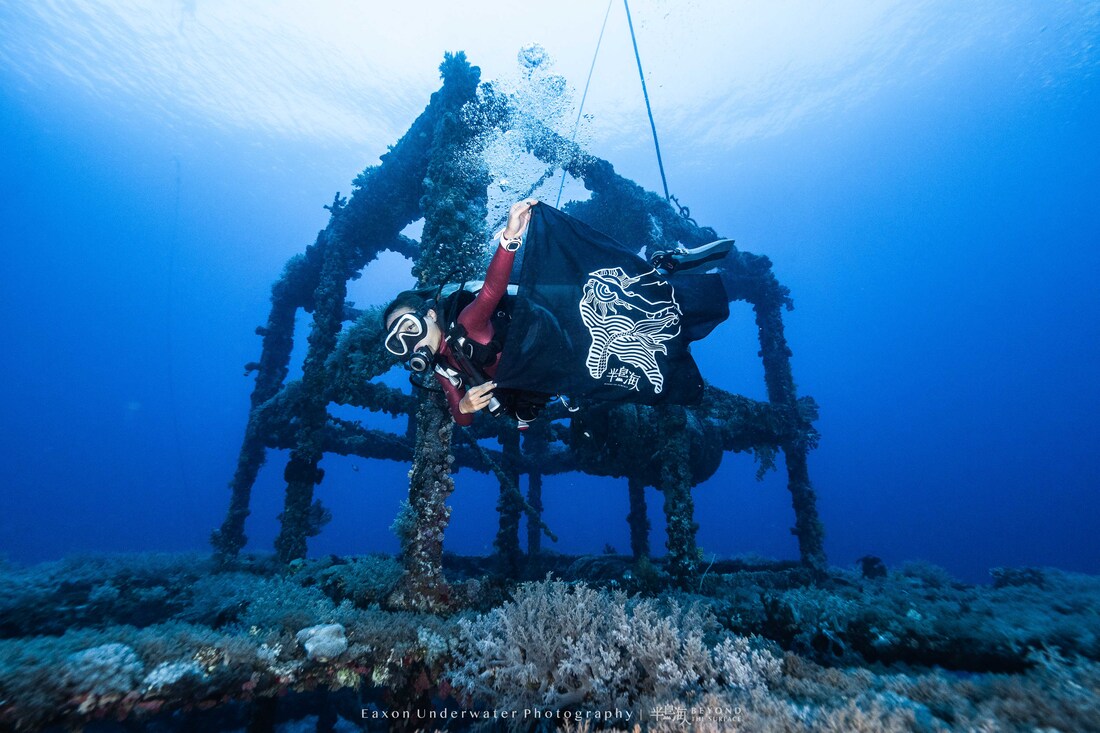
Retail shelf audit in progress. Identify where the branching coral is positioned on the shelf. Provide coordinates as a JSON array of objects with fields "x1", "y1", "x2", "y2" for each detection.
[{"x1": 445, "y1": 577, "x2": 781, "y2": 721}]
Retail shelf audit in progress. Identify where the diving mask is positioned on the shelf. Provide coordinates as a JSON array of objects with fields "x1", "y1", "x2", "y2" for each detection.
[{"x1": 384, "y1": 312, "x2": 435, "y2": 373}]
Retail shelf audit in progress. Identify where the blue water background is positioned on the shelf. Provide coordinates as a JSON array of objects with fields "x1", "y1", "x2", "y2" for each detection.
[{"x1": 1, "y1": 2, "x2": 1098, "y2": 583}]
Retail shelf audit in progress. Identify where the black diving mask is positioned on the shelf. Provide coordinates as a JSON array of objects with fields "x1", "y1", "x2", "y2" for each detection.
[{"x1": 384, "y1": 312, "x2": 435, "y2": 373}]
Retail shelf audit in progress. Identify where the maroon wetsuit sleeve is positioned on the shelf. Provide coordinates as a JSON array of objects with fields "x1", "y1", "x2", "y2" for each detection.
[
  {"x1": 458, "y1": 244, "x2": 516, "y2": 344},
  {"x1": 435, "y1": 371, "x2": 473, "y2": 427}
]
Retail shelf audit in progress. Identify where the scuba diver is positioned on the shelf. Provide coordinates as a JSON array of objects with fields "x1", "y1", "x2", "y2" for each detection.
[
  {"x1": 382, "y1": 199, "x2": 545, "y2": 429},
  {"x1": 382, "y1": 199, "x2": 735, "y2": 429}
]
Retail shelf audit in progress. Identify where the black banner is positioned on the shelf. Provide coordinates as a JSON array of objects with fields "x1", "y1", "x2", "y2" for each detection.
[{"x1": 494, "y1": 205, "x2": 728, "y2": 405}]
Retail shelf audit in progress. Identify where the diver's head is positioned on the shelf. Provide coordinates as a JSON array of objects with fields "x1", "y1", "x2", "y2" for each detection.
[{"x1": 382, "y1": 291, "x2": 443, "y2": 373}]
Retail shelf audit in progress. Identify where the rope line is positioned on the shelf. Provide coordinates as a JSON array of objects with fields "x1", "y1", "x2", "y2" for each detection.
[
  {"x1": 456, "y1": 426, "x2": 559, "y2": 543},
  {"x1": 623, "y1": 0, "x2": 671, "y2": 202},
  {"x1": 555, "y1": 0, "x2": 614, "y2": 208}
]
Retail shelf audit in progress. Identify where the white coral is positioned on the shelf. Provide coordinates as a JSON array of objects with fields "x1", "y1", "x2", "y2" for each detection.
[
  {"x1": 141, "y1": 660, "x2": 205, "y2": 693},
  {"x1": 446, "y1": 577, "x2": 779, "y2": 717},
  {"x1": 62, "y1": 642, "x2": 144, "y2": 697},
  {"x1": 296, "y1": 623, "x2": 348, "y2": 662},
  {"x1": 713, "y1": 636, "x2": 780, "y2": 692}
]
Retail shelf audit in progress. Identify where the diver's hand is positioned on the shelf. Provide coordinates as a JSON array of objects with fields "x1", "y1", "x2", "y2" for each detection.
[
  {"x1": 459, "y1": 381, "x2": 497, "y2": 414},
  {"x1": 503, "y1": 199, "x2": 537, "y2": 239}
]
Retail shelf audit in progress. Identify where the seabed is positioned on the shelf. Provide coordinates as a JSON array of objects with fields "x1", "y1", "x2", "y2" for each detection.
[{"x1": 1, "y1": 551, "x2": 1098, "y2": 732}]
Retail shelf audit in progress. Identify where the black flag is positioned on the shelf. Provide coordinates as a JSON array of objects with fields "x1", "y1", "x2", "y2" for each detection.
[{"x1": 494, "y1": 204, "x2": 728, "y2": 405}]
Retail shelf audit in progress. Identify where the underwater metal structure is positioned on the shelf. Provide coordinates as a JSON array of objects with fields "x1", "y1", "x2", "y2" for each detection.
[{"x1": 212, "y1": 53, "x2": 824, "y2": 609}]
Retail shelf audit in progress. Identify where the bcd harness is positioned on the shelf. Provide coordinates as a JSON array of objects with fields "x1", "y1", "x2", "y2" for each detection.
[
  {"x1": 436, "y1": 288, "x2": 549, "y2": 423},
  {"x1": 441, "y1": 288, "x2": 512, "y2": 370},
  {"x1": 436, "y1": 289, "x2": 511, "y2": 417}
]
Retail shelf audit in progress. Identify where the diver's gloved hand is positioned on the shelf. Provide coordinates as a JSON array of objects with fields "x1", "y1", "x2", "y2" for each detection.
[{"x1": 499, "y1": 199, "x2": 538, "y2": 250}]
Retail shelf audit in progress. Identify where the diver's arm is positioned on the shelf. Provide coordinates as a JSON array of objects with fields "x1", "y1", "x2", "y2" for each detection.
[
  {"x1": 461, "y1": 243, "x2": 515, "y2": 336},
  {"x1": 435, "y1": 372, "x2": 474, "y2": 427},
  {"x1": 461, "y1": 200, "x2": 537, "y2": 339}
]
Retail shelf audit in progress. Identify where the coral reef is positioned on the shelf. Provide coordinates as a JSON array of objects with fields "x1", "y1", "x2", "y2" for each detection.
[
  {"x1": 61, "y1": 642, "x2": 144, "y2": 711},
  {"x1": 1, "y1": 553, "x2": 1099, "y2": 731},
  {"x1": 444, "y1": 576, "x2": 780, "y2": 719}
]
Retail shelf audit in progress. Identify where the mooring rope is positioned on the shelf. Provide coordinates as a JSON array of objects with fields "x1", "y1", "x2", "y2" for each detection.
[
  {"x1": 456, "y1": 426, "x2": 559, "y2": 543},
  {"x1": 554, "y1": 0, "x2": 690, "y2": 217},
  {"x1": 555, "y1": 0, "x2": 614, "y2": 208},
  {"x1": 623, "y1": 0, "x2": 671, "y2": 202}
]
